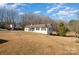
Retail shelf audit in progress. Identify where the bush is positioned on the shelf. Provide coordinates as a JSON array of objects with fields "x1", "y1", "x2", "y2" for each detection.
[
  {"x1": 68, "y1": 20, "x2": 79, "y2": 38},
  {"x1": 56, "y1": 22, "x2": 68, "y2": 36}
]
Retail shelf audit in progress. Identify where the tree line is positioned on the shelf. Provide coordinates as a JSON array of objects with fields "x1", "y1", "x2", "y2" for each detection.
[
  {"x1": 0, "y1": 7, "x2": 79, "y2": 38},
  {"x1": 0, "y1": 7, "x2": 56, "y2": 30},
  {"x1": 0, "y1": 7, "x2": 18, "y2": 29}
]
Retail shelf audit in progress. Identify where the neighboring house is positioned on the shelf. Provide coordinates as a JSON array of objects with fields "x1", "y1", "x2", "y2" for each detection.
[
  {"x1": 24, "y1": 24, "x2": 53, "y2": 34},
  {"x1": 9, "y1": 24, "x2": 14, "y2": 30},
  {"x1": 14, "y1": 24, "x2": 23, "y2": 30}
]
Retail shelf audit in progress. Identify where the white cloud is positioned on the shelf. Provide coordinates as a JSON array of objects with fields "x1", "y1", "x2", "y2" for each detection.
[
  {"x1": 57, "y1": 10, "x2": 68, "y2": 16},
  {"x1": 46, "y1": 6, "x2": 50, "y2": 9},
  {"x1": 0, "y1": 3, "x2": 7, "y2": 8},
  {"x1": 8, "y1": 3, "x2": 27, "y2": 9},
  {"x1": 56, "y1": 8, "x2": 79, "y2": 20},
  {"x1": 0, "y1": 3, "x2": 18, "y2": 9},
  {"x1": 10, "y1": 4, "x2": 21, "y2": 9},
  {"x1": 47, "y1": 4, "x2": 63, "y2": 13},
  {"x1": 52, "y1": 14, "x2": 56, "y2": 16},
  {"x1": 19, "y1": 12, "x2": 24, "y2": 15},
  {"x1": 57, "y1": 9, "x2": 79, "y2": 16},
  {"x1": 34, "y1": 11, "x2": 41, "y2": 14},
  {"x1": 64, "y1": 7, "x2": 71, "y2": 10},
  {"x1": 0, "y1": 3, "x2": 31, "y2": 9},
  {"x1": 69, "y1": 10, "x2": 79, "y2": 13},
  {"x1": 47, "y1": 8, "x2": 56, "y2": 13}
]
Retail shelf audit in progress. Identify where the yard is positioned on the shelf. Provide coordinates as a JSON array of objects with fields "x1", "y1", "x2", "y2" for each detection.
[{"x1": 0, "y1": 31, "x2": 79, "y2": 55}]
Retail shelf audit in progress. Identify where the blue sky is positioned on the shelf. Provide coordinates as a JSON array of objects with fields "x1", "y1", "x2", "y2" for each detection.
[{"x1": 0, "y1": 3, "x2": 79, "y2": 21}]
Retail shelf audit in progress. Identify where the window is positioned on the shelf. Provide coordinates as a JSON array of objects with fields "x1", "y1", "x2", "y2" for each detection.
[
  {"x1": 48, "y1": 27, "x2": 53, "y2": 31},
  {"x1": 41, "y1": 27, "x2": 46, "y2": 31},
  {"x1": 30, "y1": 28, "x2": 35, "y2": 31},
  {"x1": 36, "y1": 27, "x2": 40, "y2": 30}
]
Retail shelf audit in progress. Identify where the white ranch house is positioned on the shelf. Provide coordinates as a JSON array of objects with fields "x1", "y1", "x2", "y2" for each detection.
[{"x1": 24, "y1": 24, "x2": 53, "y2": 34}]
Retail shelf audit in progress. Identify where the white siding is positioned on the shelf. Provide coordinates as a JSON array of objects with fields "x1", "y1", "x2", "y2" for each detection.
[
  {"x1": 24, "y1": 27, "x2": 48, "y2": 34},
  {"x1": 24, "y1": 28, "x2": 29, "y2": 31},
  {"x1": 34, "y1": 28, "x2": 48, "y2": 34}
]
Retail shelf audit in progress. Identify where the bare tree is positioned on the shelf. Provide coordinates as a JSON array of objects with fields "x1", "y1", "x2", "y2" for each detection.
[
  {"x1": 0, "y1": 7, "x2": 18, "y2": 29},
  {"x1": 20, "y1": 13, "x2": 55, "y2": 29}
]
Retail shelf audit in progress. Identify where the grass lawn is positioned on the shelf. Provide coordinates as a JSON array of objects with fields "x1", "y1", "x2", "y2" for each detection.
[
  {"x1": 0, "y1": 31, "x2": 79, "y2": 55},
  {"x1": 0, "y1": 28, "x2": 8, "y2": 31}
]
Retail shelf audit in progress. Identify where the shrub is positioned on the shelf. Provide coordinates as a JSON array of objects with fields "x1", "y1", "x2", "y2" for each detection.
[{"x1": 56, "y1": 22, "x2": 68, "y2": 36}]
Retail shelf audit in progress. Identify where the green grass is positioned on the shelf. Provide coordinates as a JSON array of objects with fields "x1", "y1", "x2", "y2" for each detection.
[{"x1": 0, "y1": 28, "x2": 8, "y2": 31}]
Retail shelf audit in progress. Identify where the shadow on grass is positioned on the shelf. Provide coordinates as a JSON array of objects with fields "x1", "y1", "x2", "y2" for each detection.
[
  {"x1": 65, "y1": 35, "x2": 76, "y2": 37},
  {"x1": 50, "y1": 33, "x2": 76, "y2": 37},
  {"x1": 0, "y1": 39, "x2": 8, "y2": 44}
]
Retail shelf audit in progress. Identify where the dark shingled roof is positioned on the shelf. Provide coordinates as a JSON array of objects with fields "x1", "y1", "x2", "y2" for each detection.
[{"x1": 25, "y1": 24, "x2": 50, "y2": 28}]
